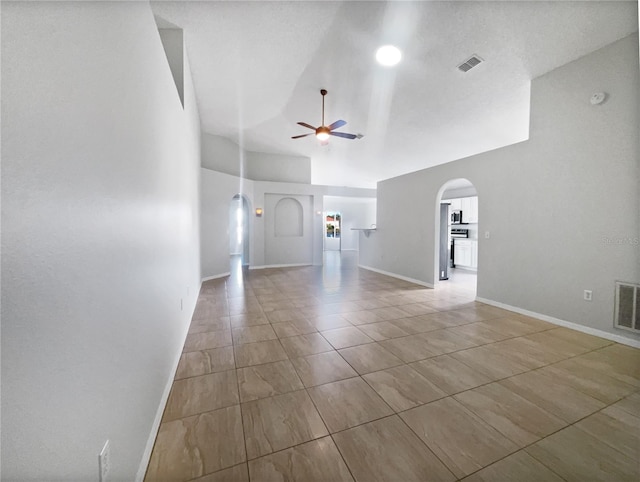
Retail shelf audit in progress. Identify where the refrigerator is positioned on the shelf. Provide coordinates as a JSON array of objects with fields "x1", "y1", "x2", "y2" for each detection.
[{"x1": 439, "y1": 203, "x2": 450, "y2": 280}]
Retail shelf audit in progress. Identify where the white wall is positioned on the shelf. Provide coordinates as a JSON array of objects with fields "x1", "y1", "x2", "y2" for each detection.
[
  {"x1": 360, "y1": 34, "x2": 640, "y2": 343},
  {"x1": 201, "y1": 135, "x2": 312, "y2": 184},
  {"x1": 1, "y1": 2, "x2": 202, "y2": 480},
  {"x1": 245, "y1": 151, "x2": 311, "y2": 184},
  {"x1": 323, "y1": 196, "x2": 377, "y2": 251},
  {"x1": 201, "y1": 133, "x2": 246, "y2": 176}
]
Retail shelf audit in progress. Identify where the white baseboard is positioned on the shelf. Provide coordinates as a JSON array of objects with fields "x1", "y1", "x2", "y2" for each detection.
[
  {"x1": 201, "y1": 272, "x2": 230, "y2": 282},
  {"x1": 476, "y1": 296, "x2": 640, "y2": 349},
  {"x1": 249, "y1": 263, "x2": 311, "y2": 270},
  {"x1": 359, "y1": 264, "x2": 434, "y2": 289},
  {"x1": 135, "y1": 282, "x2": 201, "y2": 481},
  {"x1": 340, "y1": 248, "x2": 358, "y2": 251}
]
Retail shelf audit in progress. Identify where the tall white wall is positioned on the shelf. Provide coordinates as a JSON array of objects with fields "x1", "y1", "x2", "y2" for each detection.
[
  {"x1": 1, "y1": 2, "x2": 202, "y2": 480},
  {"x1": 360, "y1": 34, "x2": 640, "y2": 343}
]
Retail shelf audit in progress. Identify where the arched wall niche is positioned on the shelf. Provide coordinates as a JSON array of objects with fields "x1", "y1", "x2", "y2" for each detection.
[{"x1": 275, "y1": 197, "x2": 303, "y2": 237}]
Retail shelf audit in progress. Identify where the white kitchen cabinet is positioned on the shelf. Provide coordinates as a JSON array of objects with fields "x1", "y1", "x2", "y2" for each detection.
[
  {"x1": 460, "y1": 198, "x2": 469, "y2": 221},
  {"x1": 459, "y1": 197, "x2": 478, "y2": 224},
  {"x1": 468, "y1": 197, "x2": 478, "y2": 223},
  {"x1": 454, "y1": 242, "x2": 471, "y2": 267},
  {"x1": 449, "y1": 198, "x2": 462, "y2": 211},
  {"x1": 453, "y1": 239, "x2": 478, "y2": 269}
]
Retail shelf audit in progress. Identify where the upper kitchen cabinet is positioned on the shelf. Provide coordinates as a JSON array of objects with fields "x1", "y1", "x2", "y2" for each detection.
[
  {"x1": 456, "y1": 197, "x2": 478, "y2": 224},
  {"x1": 449, "y1": 198, "x2": 462, "y2": 211},
  {"x1": 445, "y1": 196, "x2": 478, "y2": 224},
  {"x1": 466, "y1": 197, "x2": 478, "y2": 224}
]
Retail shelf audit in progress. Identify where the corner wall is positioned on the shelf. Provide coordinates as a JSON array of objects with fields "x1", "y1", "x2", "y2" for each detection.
[
  {"x1": 360, "y1": 34, "x2": 640, "y2": 343},
  {"x1": 1, "y1": 2, "x2": 202, "y2": 479}
]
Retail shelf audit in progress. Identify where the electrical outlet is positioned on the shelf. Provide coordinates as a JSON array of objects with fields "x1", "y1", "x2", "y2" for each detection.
[
  {"x1": 180, "y1": 298, "x2": 183, "y2": 310},
  {"x1": 583, "y1": 290, "x2": 593, "y2": 301},
  {"x1": 485, "y1": 231, "x2": 490, "y2": 239},
  {"x1": 99, "y1": 440, "x2": 110, "y2": 482}
]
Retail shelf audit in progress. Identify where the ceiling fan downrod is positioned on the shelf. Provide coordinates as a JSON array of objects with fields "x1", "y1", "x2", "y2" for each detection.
[{"x1": 320, "y1": 89, "x2": 327, "y2": 126}]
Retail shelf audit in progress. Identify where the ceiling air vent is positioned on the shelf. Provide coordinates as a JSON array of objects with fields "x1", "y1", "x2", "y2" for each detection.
[
  {"x1": 614, "y1": 281, "x2": 640, "y2": 333},
  {"x1": 458, "y1": 55, "x2": 483, "y2": 73}
]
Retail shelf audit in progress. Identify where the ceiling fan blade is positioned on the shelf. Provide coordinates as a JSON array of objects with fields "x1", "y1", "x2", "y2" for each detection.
[
  {"x1": 329, "y1": 131, "x2": 357, "y2": 139},
  {"x1": 292, "y1": 133, "x2": 314, "y2": 139},
  {"x1": 297, "y1": 122, "x2": 317, "y2": 130},
  {"x1": 328, "y1": 119, "x2": 346, "y2": 131}
]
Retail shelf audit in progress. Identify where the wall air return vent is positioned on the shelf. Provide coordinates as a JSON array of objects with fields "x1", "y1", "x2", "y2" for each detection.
[
  {"x1": 458, "y1": 55, "x2": 483, "y2": 73},
  {"x1": 614, "y1": 281, "x2": 640, "y2": 333}
]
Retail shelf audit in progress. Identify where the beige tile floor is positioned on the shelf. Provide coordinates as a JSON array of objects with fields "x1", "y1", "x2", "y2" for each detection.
[{"x1": 145, "y1": 253, "x2": 640, "y2": 482}]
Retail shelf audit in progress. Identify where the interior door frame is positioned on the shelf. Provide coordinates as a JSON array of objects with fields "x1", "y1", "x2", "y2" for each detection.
[{"x1": 323, "y1": 211, "x2": 342, "y2": 251}]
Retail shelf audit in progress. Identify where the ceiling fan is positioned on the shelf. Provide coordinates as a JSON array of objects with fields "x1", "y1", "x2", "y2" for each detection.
[{"x1": 292, "y1": 89, "x2": 358, "y2": 142}]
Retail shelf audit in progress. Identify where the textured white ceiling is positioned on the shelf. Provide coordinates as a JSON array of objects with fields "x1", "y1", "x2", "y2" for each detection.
[{"x1": 151, "y1": 1, "x2": 638, "y2": 188}]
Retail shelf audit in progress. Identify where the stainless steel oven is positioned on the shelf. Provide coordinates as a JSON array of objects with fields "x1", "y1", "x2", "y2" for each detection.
[{"x1": 450, "y1": 228, "x2": 469, "y2": 268}]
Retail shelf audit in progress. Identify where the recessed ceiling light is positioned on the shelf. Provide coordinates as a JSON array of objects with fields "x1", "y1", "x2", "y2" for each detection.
[{"x1": 376, "y1": 45, "x2": 402, "y2": 66}]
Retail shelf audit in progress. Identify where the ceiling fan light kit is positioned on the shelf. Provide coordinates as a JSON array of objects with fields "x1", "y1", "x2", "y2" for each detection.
[
  {"x1": 292, "y1": 89, "x2": 358, "y2": 143},
  {"x1": 316, "y1": 126, "x2": 330, "y2": 141},
  {"x1": 375, "y1": 45, "x2": 402, "y2": 66}
]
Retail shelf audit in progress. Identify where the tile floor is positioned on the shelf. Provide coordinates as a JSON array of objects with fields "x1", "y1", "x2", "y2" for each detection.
[{"x1": 145, "y1": 253, "x2": 639, "y2": 482}]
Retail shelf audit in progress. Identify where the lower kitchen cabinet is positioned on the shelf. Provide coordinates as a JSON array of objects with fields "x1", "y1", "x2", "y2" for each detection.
[{"x1": 453, "y1": 239, "x2": 477, "y2": 269}]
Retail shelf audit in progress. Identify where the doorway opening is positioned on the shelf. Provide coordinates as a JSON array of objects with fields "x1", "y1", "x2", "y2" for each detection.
[
  {"x1": 322, "y1": 195, "x2": 377, "y2": 264},
  {"x1": 229, "y1": 194, "x2": 250, "y2": 273},
  {"x1": 324, "y1": 212, "x2": 342, "y2": 251},
  {"x1": 434, "y1": 179, "x2": 478, "y2": 297}
]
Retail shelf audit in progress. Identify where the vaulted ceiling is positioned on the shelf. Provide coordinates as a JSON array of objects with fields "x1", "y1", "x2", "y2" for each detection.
[{"x1": 151, "y1": 1, "x2": 638, "y2": 188}]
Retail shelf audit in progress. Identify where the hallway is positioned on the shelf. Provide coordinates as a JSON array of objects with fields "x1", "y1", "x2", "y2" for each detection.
[{"x1": 146, "y1": 253, "x2": 639, "y2": 481}]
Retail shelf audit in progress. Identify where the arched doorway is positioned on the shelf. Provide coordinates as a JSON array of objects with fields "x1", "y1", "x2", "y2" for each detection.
[
  {"x1": 434, "y1": 179, "x2": 479, "y2": 296},
  {"x1": 229, "y1": 194, "x2": 250, "y2": 271}
]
